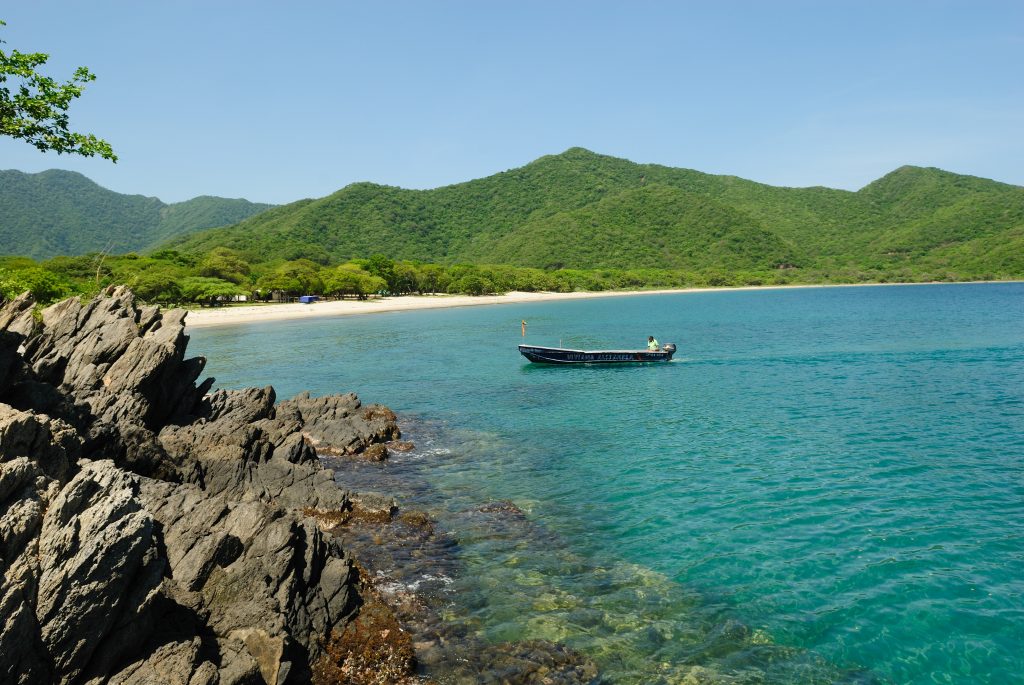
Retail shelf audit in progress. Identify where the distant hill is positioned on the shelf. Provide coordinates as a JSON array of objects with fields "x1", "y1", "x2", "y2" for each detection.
[
  {"x1": 165, "y1": 148, "x2": 1024, "y2": 278},
  {"x1": 0, "y1": 169, "x2": 274, "y2": 259}
]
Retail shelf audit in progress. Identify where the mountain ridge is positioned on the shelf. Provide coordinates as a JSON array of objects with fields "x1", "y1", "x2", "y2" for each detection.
[
  {"x1": 0, "y1": 169, "x2": 274, "y2": 259},
  {"x1": 3, "y1": 150, "x2": 1022, "y2": 280},
  {"x1": 163, "y1": 148, "x2": 1024, "y2": 278}
]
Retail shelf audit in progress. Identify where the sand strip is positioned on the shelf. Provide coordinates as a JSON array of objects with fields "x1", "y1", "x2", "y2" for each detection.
[
  {"x1": 181, "y1": 282, "x2": 996, "y2": 329},
  {"x1": 183, "y1": 290, "x2": 682, "y2": 328}
]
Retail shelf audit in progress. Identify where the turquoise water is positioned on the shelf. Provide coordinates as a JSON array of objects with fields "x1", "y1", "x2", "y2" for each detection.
[{"x1": 190, "y1": 283, "x2": 1024, "y2": 684}]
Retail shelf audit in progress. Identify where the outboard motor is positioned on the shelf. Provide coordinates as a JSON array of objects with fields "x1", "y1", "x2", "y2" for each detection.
[{"x1": 662, "y1": 343, "x2": 677, "y2": 358}]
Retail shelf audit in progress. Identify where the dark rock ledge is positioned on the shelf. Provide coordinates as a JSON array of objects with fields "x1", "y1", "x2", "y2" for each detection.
[{"x1": 0, "y1": 287, "x2": 426, "y2": 684}]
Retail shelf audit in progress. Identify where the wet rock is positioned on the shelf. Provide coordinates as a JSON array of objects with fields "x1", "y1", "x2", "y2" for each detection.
[
  {"x1": 697, "y1": 619, "x2": 752, "y2": 661},
  {"x1": 389, "y1": 440, "x2": 416, "y2": 452},
  {"x1": 360, "y1": 442, "x2": 389, "y2": 461},
  {"x1": 275, "y1": 391, "x2": 400, "y2": 456},
  {"x1": 466, "y1": 640, "x2": 599, "y2": 684},
  {"x1": 398, "y1": 509, "x2": 434, "y2": 532},
  {"x1": 312, "y1": 566, "x2": 418, "y2": 685},
  {"x1": 349, "y1": 492, "x2": 398, "y2": 523}
]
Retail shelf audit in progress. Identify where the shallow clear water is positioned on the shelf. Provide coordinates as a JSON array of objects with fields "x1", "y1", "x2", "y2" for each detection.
[{"x1": 190, "y1": 283, "x2": 1024, "y2": 684}]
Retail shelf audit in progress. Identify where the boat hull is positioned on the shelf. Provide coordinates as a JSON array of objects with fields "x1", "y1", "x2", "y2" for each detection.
[{"x1": 518, "y1": 344, "x2": 676, "y2": 364}]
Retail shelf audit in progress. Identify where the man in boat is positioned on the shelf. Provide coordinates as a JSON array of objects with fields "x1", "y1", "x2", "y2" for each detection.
[{"x1": 647, "y1": 336, "x2": 660, "y2": 351}]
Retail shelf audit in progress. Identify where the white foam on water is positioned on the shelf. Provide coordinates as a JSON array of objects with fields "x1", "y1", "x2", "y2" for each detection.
[{"x1": 375, "y1": 569, "x2": 455, "y2": 595}]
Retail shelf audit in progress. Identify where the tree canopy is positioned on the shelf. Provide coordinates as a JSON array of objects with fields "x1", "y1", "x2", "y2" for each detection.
[{"x1": 0, "y1": 19, "x2": 115, "y2": 160}]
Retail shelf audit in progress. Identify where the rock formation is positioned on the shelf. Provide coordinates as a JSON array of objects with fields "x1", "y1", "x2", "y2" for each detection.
[{"x1": 0, "y1": 287, "x2": 401, "y2": 684}]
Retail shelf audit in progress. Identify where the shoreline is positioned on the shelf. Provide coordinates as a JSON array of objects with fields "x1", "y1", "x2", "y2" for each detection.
[{"x1": 182, "y1": 281, "x2": 1015, "y2": 329}]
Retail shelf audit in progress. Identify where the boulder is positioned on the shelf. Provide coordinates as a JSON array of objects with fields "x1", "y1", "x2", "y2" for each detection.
[
  {"x1": 0, "y1": 455, "x2": 52, "y2": 685},
  {"x1": 271, "y1": 392, "x2": 400, "y2": 456},
  {"x1": 203, "y1": 386, "x2": 277, "y2": 424},
  {"x1": 98, "y1": 638, "x2": 219, "y2": 685}
]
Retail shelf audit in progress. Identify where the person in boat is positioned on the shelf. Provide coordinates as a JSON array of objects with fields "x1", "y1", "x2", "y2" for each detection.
[{"x1": 647, "y1": 336, "x2": 660, "y2": 351}]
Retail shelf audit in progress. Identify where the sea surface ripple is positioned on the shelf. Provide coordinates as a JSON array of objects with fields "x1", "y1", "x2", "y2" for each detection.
[{"x1": 192, "y1": 283, "x2": 1024, "y2": 684}]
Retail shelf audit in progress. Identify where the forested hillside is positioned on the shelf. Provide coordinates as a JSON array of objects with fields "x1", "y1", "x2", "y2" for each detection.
[
  {"x1": 0, "y1": 169, "x2": 273, "y2": 259},
  {"x1": 2, "y1": 150, "x2": 1021, "y2": 307},
  {"x1": 167, "y1": 148, "x2": 1024, "y2": 279}
]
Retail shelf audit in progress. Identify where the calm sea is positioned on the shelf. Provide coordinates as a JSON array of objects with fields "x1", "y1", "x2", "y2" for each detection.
[{"x1": 190, "y1": 283, "x2": 1024, "y2": 684}]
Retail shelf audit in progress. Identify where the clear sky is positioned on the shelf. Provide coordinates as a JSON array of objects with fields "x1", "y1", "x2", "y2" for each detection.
[{"x1": 1, "y1": 1, "x2": 1021, "y2": 204}]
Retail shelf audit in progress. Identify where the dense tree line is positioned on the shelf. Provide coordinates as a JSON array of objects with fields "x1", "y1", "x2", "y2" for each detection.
[{"x1": 0, "y1": 247, "x2": 1001, "y2": 308}]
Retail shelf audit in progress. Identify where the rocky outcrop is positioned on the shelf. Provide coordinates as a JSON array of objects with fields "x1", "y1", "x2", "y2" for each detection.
[
  {"x1": 158, "y1": 387, "x2": 354, "y2": 512},
  {"x1": 134, "y1": 479, "x2": 357, "y2": 684},
  {"x1": 0, "y1": 287, "x2": 400, "y2": 684},
  {"x1": 275, "y1": 392, "x2": 400, "y2": 457},
  {"x1": 37, "y1": 460, "x2": 164, "y2": 683}
]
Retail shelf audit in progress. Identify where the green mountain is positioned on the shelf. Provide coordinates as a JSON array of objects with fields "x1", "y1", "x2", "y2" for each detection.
[
  {"x1": 0, "y1": 169, "x2": 274, "y2": 259},
  {"x1": 163, "y1": 148, "x2": 1024, "y2": 278}
]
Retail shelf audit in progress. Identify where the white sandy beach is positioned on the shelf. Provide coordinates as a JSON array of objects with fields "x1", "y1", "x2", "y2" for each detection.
[
  {"x1": 183, "y1": 290, "x2": 668, "y2": 328},
  {"x1": 182, "y1": 284, "x2": 923, "y2": 329}
]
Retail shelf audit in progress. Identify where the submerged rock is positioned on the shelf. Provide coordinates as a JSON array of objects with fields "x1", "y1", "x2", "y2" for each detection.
[{"x1": 389, "y1": 440, "x2": 416, "y2": 452}]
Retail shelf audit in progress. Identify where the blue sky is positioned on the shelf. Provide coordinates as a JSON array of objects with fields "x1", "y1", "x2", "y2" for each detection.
[{"x1": 1, "y1": 1, "x2": 1021, "y2": 204}]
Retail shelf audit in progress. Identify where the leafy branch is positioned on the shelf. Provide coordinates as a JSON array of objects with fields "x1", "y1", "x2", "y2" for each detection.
[{"x1": 0, "y1": 19, "x2": 116, "y2": 160}]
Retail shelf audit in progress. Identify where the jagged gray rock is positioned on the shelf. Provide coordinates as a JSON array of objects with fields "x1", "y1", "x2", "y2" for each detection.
[
  {"x1": 98, "y1": 637, "x2": 219, "y2": 685},
  {"x1": 0, "y1": 294, "x2": 34, "y2": 401},
  {"x1": 0, "y1": 291, "x2": 35, "y2": 338},
  {"x1": 158, "y1": 394, "x2": 349, "y2": 512},
  {"x1": 0, "y1": 288, "x2": 400, "y2": 684},
  {"x1": 37, "y1": 460, "x2": 165, "y2": 684},
  {"x1": 0, "y1": 400, "x2": 89, "y2": 683},
  {"x1": 0, "y1": 456, "x2": 51, "y2": 684},
  {"x1": 131, "y1": 479, "x2": 357, "y2": 683},
  {"x1": 204, "y1": 385, "x2": 277, "y2": 424},
  {"x1": 0, "y1": 404, "x2": 79, "y2": 482},
  {"x1": 274, "y1": 392, "x2": 401, "y2": 456},
  {"x1": 18, "y1": 287, "x2": 212, "y2": 434}
]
